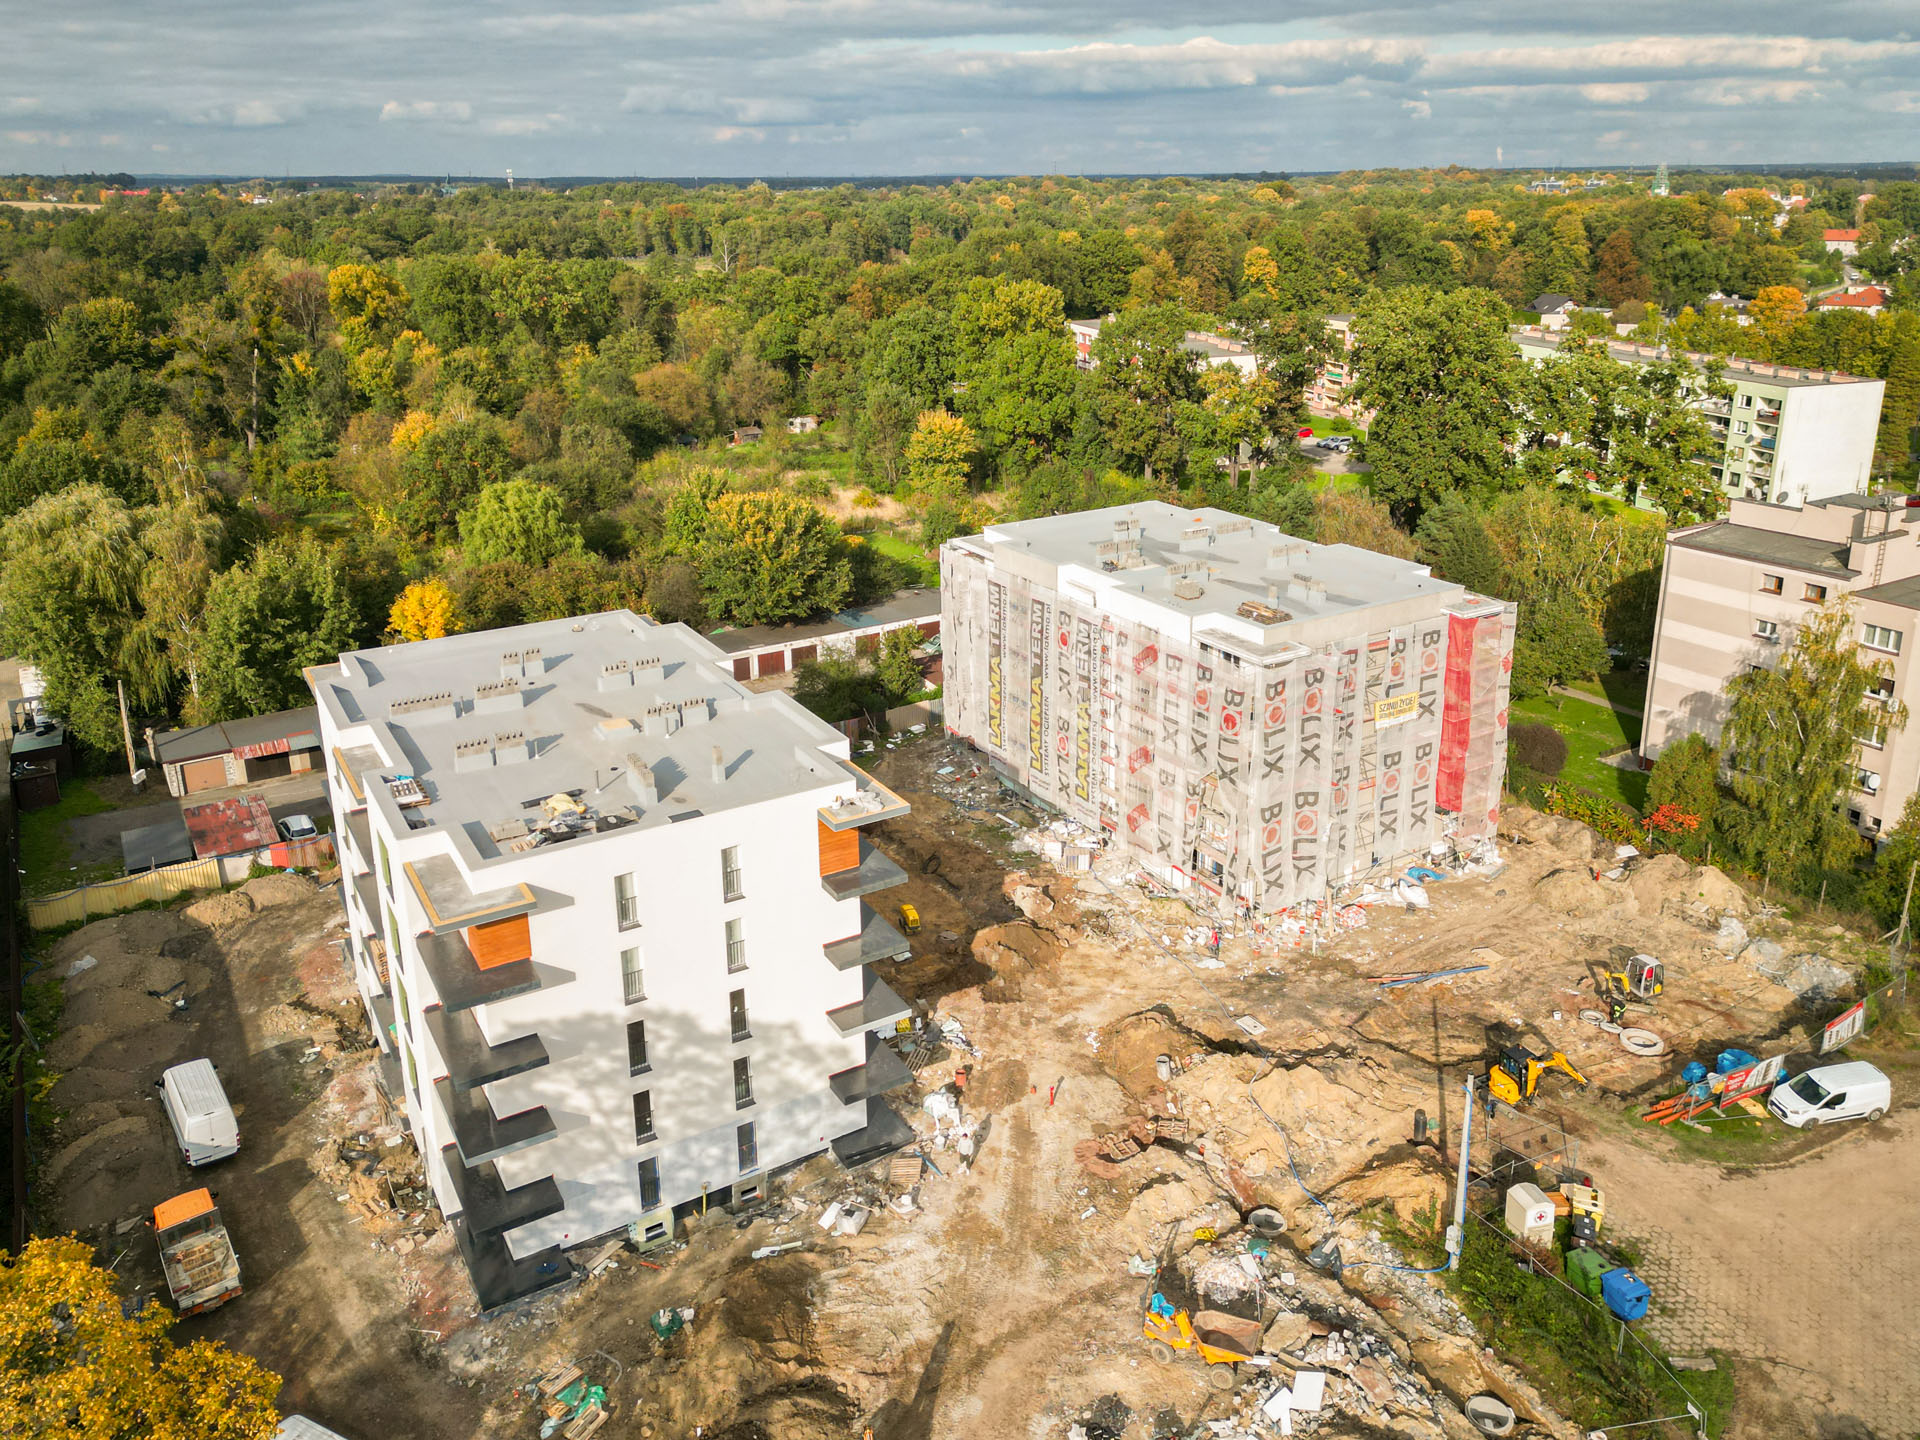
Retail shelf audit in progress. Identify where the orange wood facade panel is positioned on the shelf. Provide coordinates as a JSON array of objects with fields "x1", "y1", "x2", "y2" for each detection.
[
  {"x1": 818, "y1": 819, "x2": 861, "y2": 877},
  {"x1": 467, "y1": 913, "x2": 533, "y2": 969}
]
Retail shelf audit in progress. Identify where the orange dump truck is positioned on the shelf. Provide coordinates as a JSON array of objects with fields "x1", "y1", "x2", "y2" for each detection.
[{"x1": 152, "y1": 1188, "x2": 242, "y2": 1315}]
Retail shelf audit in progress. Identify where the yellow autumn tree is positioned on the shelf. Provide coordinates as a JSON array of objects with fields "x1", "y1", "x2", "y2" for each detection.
[
  {"x1": 324, "y1": 263, "x2": 409, "y2": 347},
  {"x1": 1749, "y1": 284, "x2": 1808, "y2": 353},
  {"x1": 1240, "y1": 245, "x2": 1279, "y2": 299},
  {"x1": 0, "y1": 1236, "x2": 281, "y2": 1440},
  {"x1": 388, "y1": 408, "x2": 436, "y2": 454},
  {"x1": 902, "y1": 410, "x2": 975, "y2": 505},
  {"x1": 388, "y1": 579, "x2": 461, "y2": 643}
]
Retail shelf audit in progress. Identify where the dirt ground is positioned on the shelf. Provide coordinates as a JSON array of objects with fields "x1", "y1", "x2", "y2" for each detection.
[{"x1": 34, "y1": 733, "x2": 1919, "y2": 1440}]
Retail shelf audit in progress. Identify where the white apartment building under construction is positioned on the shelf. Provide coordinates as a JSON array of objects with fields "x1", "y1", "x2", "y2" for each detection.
[
  {"x1": 308, "y1": 611, "x2": 913, "y2": 1309},
  {"x1": 940, "y1": 504, "x2": 1516, "y2": 912}
]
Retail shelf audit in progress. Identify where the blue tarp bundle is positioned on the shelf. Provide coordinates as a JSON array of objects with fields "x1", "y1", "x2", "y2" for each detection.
[
  {"x1": 1714, "y1": 1049, "x2": 1758, "y2": 1075},
  {"x1": 1601, "y1": 1267, "x2": 1653, "y2": 1321}
]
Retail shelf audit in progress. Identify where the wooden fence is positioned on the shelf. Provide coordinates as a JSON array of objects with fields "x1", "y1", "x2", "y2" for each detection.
[{"x1": 24, "y1": 835, "x2": 336, "y2": 930}]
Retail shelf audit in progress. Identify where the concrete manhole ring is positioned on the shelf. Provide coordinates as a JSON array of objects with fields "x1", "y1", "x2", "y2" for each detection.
[
  {"x1": 1579, "y1": 1009, "x2": 1608, "y2": 1027},
  {"x1": 1619, "y1": 1028, "x2": 1666, "y2": 1056}
]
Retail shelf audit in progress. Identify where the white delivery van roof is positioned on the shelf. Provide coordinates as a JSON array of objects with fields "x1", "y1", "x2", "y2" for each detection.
[
  {"x1": 164, "y1": 1059, "x2": 226, "y2": 1113},
  {"x1": 277, "y1": 1417, "x2": 351, "y2": 1440},
  {"x1": 1804, "y1": 1061, "x2": 1887, "y2": 1089}
]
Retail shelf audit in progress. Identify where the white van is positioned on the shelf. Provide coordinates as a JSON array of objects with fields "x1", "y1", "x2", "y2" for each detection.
[
  {"x1": 157, "y1": 1059, "x2": 239, "y2": 1165},
  {"x1": 1767, "y1": 1061, "x2": 1891, "y2": 1128}
]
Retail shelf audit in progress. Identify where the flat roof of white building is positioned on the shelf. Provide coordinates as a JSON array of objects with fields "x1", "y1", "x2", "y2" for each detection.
[
  {"x1": 309, "y1": 611, "x2": 873, "y2": 872},
  {"x1": 955, "y1": 502, "x2": 1479, "y2": 653}
]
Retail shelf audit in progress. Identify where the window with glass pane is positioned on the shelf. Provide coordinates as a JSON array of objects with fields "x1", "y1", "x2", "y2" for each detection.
[
  {"x1": 632, "y1": 1090, "x2": 654, "y2": 1143},
  {"x1": 378, "y1": 835, "x2": 392, "y2": 889},
  {"x1": 394, "y1": 973, "x2": 410, "y2": 1038},
  {"x1": 627, "y1": 1019, "x2": 649, "y2": 1074},
  {"x1": 726, "y1": 917, "x2": 746, "y2": 973},
  {"x1": 729, "y1": 988, "x2": 749, "y2": 1041},
  {"x1": 737, "y1": 1121, "x2": 758, "y2": 1172},
  {"x1": 721, "y1": 845, "x2": 743, "y2": 901},
  {"x1": 622, "y1": 947, "x2": 645, "y2": 1004},
  {"x1": 1864, "y1": 624, "x2": 1903, "y2": 653},
  {"x1": 734, "y1": 1056, "x2": 753, "y2": 1107},
  {"x1": 637, "y1": 1157, "x2": 660, "y2": 1209},
  {"x1": 614, "y1": 872, "x2": 640, "y2": 930}
]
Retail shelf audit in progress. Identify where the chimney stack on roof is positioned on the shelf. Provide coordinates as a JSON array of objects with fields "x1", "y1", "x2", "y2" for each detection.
[{"x1": 711, "y1": 745, "x2": 726, "y2": 783}]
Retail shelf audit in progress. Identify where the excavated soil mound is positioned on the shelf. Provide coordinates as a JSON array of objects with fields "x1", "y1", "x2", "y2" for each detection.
[
  {"x1": 1534, "y1": 866, "x2": 1616, "y2": 918},
  {"x1": 182, "y1": 890, "x2": 256, "y2": 928},
  {"x1": 242, "y1": 872, "x2": 321, "y2": 907}
]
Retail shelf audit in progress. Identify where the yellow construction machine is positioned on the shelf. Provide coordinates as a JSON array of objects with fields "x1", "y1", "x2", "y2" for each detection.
[
  {"x1": 1143, "y1": 1305, "x2": 1269, "y2": 1390},
  {"x1": 1485, "y1": 1045, "x2": 1589, "y2": 1109}
]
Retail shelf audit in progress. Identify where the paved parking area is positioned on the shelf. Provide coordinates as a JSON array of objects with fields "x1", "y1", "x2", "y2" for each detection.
[{"x1": 1588, "y1": 1112, "x2": 1920, "y2": 1439}]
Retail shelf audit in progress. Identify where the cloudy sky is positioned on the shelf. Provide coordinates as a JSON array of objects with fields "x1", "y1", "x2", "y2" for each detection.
[{"x1": 5, "y1": 2, "x2": 1918, "y2": 178}]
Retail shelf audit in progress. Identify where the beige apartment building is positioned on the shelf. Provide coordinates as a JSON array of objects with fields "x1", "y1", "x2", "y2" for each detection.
[{"x1": 1643, "y1": 495, "x2": 1920, "y2": 836}]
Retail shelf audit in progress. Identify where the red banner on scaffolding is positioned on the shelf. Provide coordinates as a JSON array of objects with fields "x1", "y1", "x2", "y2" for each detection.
[{"x1": 1436, "y1": 612, "x2": 1477, "y2": 813}]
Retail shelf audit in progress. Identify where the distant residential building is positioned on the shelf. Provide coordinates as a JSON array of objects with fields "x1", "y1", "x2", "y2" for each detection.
[
  {"x1": 1307, "y1": 315, "x2": 1364, "y2": 419},
  {"x1": 1817, "y1": 285, "x2": 1889, "y2": 318},
  {"x1": 1823, "y1": 229, "x2": 1862, "y2": 257},
  {"x1": 729, "y1": 426, "x2": 764, "y2": 446},
  {"x1": 1066, "y1": 318, "x2": 1256, "y2": 375},
  {"x1": 1511, "y1": 328, "x2": 1886, "y2": 507},
  {"x1": 1531, "y1": 294, "x2": 1580, "y2": 323},
  {"x1": 785, "y1": 415, "x2": 819, "y2": 434},
  {"x1": 1528, "y1": 176, "x2": 1568, "y2": 194},
  {"x1": 1643, "y1": 495, "x2": 1920, "y2": 837}
]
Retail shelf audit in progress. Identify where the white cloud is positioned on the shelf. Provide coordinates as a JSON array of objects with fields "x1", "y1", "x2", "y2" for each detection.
[
  {"x1": 3, "y1": 98, "x2": 41, "y2": 115},
  {"x1": 1693, "y1": 78, "x2": 1820, "y2": 105},
  {"x1": 1403, "y1": 98, "x2": 1432, "y2": 119},
  {"x1": 1579, "y1": 82, "x2": 1650, "y2": 103},
  {"x1": 379, "y1": 100, "x2": 473, "y2": 123},
  {"x1": 922, "y1": 35, "x2": 1425, "y2": 95},
  {"x1": 179, "y1": 100, "x2": 294, "y2": 128},
  {"x1": 711, "y1": 125, "x2": 766, "y2": 143},
  {"x1": 485, "y1": 113, "x2": 569, "y2": 136}
]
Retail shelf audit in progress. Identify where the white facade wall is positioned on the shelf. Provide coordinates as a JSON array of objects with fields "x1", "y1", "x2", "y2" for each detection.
[
  {"x1": 1770, "y1": 382, "x2": 1883, "y2": 504},
  {"x1": 312, "y1": 624, "x2": 897, "y2": 1280}
]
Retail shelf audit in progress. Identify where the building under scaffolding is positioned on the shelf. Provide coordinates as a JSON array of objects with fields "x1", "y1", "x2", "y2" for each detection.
[{"x1": 941, "y1": 503, "x2": 1516, "y2": 913}]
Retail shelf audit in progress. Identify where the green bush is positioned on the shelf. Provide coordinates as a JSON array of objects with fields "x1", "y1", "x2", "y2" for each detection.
[
  {"x1": 1510, "y1": 721, "x2": 1569, "y2": 778},
  {"x1": 1544, "y1": 783, "x2": 1640, "y2": 845}
]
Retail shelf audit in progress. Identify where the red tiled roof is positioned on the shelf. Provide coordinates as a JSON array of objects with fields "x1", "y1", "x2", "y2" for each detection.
[
  {"x1": 1817, "y1": 286, "x2": 1888, "y2": 309},
  {"x1": 1823, "y1": 229, "x2": 1861, "y2": 241}
]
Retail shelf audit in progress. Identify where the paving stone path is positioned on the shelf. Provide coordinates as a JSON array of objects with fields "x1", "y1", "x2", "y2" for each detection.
[{"x1": 1586, "y1": 1111, "x2": 1920, "y2": 1439}]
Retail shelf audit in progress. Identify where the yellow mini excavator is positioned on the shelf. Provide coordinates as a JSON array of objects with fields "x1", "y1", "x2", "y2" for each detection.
[{"x1": 1485, "y1": 1045, "x2": 1589, "y2": 1109}]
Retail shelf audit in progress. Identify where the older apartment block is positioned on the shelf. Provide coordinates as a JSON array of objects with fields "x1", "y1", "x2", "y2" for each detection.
[
  {"x1": 308, "y1": 612, "x2": 913, "y2": 1309},
  {"x1": 1643, "y1": 495, "x2": 1920, "y2": 834},
  {"x1": 1512, "y1": 329, "x2": 1886, "y2": 508},
  {"x1": 941, "y1": 504, "x2": 1515, "y2": 912}
]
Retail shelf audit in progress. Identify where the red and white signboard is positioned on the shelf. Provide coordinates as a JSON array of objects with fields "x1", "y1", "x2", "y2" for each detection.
[
  {"x1": 1820, "y1": 1001, "x2": 1867, "y2": 1055},
  {"x1": 1716, "y1": 1053, "x2": 1787, "y2": 1110}
]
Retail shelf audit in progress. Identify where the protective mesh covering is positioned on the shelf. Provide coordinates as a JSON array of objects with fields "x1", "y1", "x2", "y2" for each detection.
[{"x1": 942, "y1": 530, "x2": 1516, "y2": 912}]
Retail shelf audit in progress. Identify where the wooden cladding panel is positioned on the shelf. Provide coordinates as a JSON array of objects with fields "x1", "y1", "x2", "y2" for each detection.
[
  {"x1": 818, "y1": 820, "x2": 861, "y2": 877},
  {"x1": 467, "y1": 913, "x2": 533, "y2": 970}
]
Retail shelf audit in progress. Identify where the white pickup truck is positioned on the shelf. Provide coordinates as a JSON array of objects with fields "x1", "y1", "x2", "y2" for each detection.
[{"x1": 152, "y1": 1188, "x2": 242, "y2": 1315}]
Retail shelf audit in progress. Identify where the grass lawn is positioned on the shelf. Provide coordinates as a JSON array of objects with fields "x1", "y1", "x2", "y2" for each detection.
[
  {"x1": 861, "y1": 528, "x2": 940, "y2": 587},
  {"x1": 1565, "y1": 666, "x2": 1649, "y2": 714},
  {"x1": 17, "y1": 778, "x2": 120, "y2": 898},
  {"x1": 1512, "y1": 691, "x2": 1649, "y2": 811}
]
